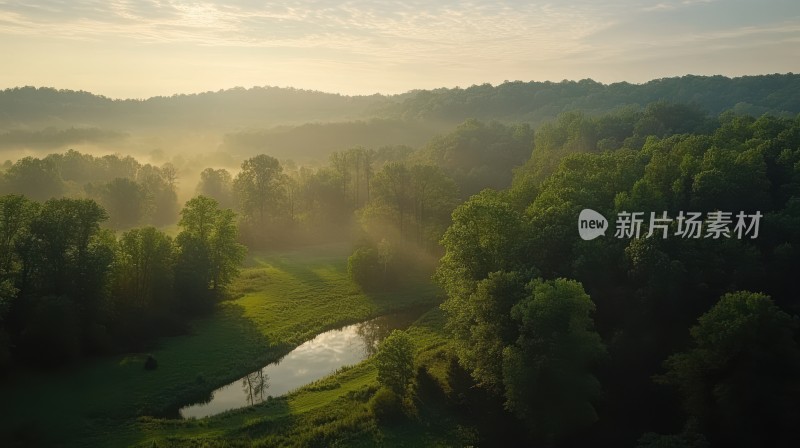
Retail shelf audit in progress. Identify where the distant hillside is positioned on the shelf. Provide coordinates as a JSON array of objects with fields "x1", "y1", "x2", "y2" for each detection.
[
  {"x1": 1, "y1": 74, "x2": 798, "y2": 161},
  {"x1": 2, "y1": 74, "x2": 798, "y2": 132},
  {"x1": 0, "y1": 86, "x2": 396, "y2": 130},
  {"x1": 380, "y1": 74, "x2": 800, "y2": 124}
]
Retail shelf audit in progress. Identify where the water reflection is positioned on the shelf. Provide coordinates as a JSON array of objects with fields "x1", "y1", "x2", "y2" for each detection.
[
  {"x1": 242, "y1": 369, "x2": 269, "y2": 406},
  {"x1": 356, "y1": 316, "x2": 400, "y2": 357},
  {"x1": 179, "y1": 309, "x2": 424, "y2": 419}
]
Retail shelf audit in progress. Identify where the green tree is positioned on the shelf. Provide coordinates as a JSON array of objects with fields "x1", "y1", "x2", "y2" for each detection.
[
  {"x1": 0, "y1": 197, "x2": 28, "y2": 372},
  {"x1": 0, "y1": 195, "x2": 37, "y2": 276},
  {"x1": 27, "y1": 198, "x2": 108, "y2": 297},
  {"x1": 502, "y1": 278, "x2": 606, "y2": 444},
  {"x1": 372, "y1": 162, "x2": 413, "y2": 238},
  {"x1": 358, "y1": 163, "x2": 457, "y2": 252},
  {"x1": 233, "y1": 154, "x2": 285, "y2": 225},
  {"x1": 2, "y1": 156, "x2": 64, "y2": 201},
  {"x1": 93, "y1": 177, "x2": 146, "y2": 229},
  {"x1": 436, "y1": 189, "x2": 526, "y2": 298},
  {"x1": 375, "y1": 330, "x2": 415, "y2": 396},
  {"x1": 137, "y1": 164, "x2": 178, "y2": 226},
  {"x1": 197, "y1": 168, "x2": 234, "y2": 209},
  {"x1": 14, "y1": 198, "x2": 113, "y2": 357},
  {"x1": 418, "y1": 119, "x2": 534, "y2": 196},
  {"x1": 657, "y1": 291, "x2": 800, "y2": 447},
  {"x1": 111, "y1": 227, "x2": 176, "y2": 347},
  {"x1": 444, "y1": 271, "x2": 527, "y2": 393},
  {"x1": 209, "y1": 207, "x2": 245, "y2": 290},
  {"x1": 113, "y1": 227, "x2": 175, "y2": 310},
  {"x1": 410, "y1": 164, "x2": 458, "y2": 247},
  {"x1": 175, "y1": 196, "x2": 245, "y2": 311},
  {"x1": 298, "y1": 167, "x2": 349, "y2": 227}
]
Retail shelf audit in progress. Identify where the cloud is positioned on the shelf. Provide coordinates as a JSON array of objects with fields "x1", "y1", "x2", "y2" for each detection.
[
  {"x1": 0, "y1": 1, "x2": 619, "y2": 58},
  {"x1": 0, "y1": 0, "x2": 797, "y2": 96}
]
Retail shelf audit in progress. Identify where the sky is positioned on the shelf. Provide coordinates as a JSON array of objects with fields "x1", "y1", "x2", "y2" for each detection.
[{"x1": 0, "y1": 0, "x2": 798, "y2": 99}]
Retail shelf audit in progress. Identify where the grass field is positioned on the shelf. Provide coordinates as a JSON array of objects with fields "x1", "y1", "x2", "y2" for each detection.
[
  {"x1": 0, "y1": 242, "x2": 456, "y2": 447},
  {"x1": 130, "y1": 301, "x2": 466, "y2": 447}
]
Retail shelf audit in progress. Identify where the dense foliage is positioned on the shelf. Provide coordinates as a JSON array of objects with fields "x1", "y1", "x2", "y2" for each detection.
[
  {"x1": 0, "y1": 150, "x2": 178, "y2": 228},
  {"x1": 385, "y1": 74, "x2": 800, "y2": 124},
  {"x1": 656, "y1": 291, "x2": 800, "y2": 448},
  {"x1": 3, "y1": 75, "x2": 798, "y2": 132},
  {"x1": 0, "y1": 194, "x2": 244, "y2": 369},
  {"x1": 3, "y1": 75, "x2": 799, "y2": 165},
  {"x1": 436, "y1": 109, "x2": 800, "y2": 446}
]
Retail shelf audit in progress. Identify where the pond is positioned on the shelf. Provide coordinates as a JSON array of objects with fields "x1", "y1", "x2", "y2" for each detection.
[{"x1": 179, "y1": 309, "x2": 424, "y2": 419}]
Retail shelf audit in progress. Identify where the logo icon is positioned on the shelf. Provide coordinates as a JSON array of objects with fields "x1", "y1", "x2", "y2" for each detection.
[{"x1": 578, "y1": 209, "x2": 608, "y2": 240}]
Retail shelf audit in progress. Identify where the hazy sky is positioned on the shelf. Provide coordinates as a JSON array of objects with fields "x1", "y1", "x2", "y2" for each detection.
[{"x1": 1, "y1": 0, "x2": 798, "y2": 98}]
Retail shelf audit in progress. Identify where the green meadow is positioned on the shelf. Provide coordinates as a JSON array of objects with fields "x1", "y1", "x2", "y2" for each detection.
[{"x1": 0, "y1": 243, "x2": 462, "y2": 447}]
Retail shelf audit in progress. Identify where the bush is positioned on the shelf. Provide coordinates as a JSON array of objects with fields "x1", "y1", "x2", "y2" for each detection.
[
  {"x1": 347, "y1": 247, "x2": 381, "y2": 288},
  {"x1": 369, "y1": 387, "x2": 404, "y2": 422}
]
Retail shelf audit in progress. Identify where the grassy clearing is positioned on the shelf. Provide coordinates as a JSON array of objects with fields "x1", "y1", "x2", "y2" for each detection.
[
  {"x1": 129, "y1": 307, "x2": 469, "y2": 448},
  {"x1": 0, "y1": 242, "x2": 442, "y2": 447}
]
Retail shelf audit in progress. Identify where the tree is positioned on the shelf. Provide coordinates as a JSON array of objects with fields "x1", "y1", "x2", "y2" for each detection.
[
  {"x1": 233, "y1": 155, "x2": 285, "y2": 225},
  {"x1": 436, "y1": 189, "x2": 526, "y2": 298},
  {"x1": 111, "y1": 227, "x2": 176, "y2": 347},
  {"x1": 196, "y1": 168, "x2": 233, "y2": 209},
  {"x1": 27, "y1": 198, "x2": 108, "y2": 297},
  {"x1": 417, "y1": 119, "x2": 534, "y2": 196},
  {"x1": 160, "y1": 162, "x2": 178, "y2": 188},
  {"x1": 298, "y1": 166, "x2": 349, "y2": 227},
  {"x1": 375, "y1": 330, "x2": 415, "y2": 396},
  {"x1": 410, "y1": 164, "x2": 458, "y2": 247},
  {"x1": 282, "y1": 173, "x2": 298, "y2": 222},
  {"x1": 0, "y1": 195, "x2": 37, "y2": 275},
  {"x1": 335, "y1": 146, "x2": 376, "y2": 208},
  {"x1": 178, "y1": 195, "x2": 218, "y2": 243},
  {"x1": 372, "y1": 162, "x2": 413, "y2": 238},
  {"x1": 330, "y1": 151, "x2": 351, "y2": 206},
  {"x1": 377, "y1": 238, "x2": 394, "y2": 276},
  {"x1": 137, "y1": 164, "x2": 178, "y2": 226},
  {"x1": 209, "y1": 208, "x2": 245, "y2": 290},
  {"x1": 444, "y1": 271, "x2": 527, "y2": 393},
  {"x1": 16, "y1": 198, "x2": 113, "y2": 355},
  {"x1": 0, "y1": 196, "x2": 29, "y2": 371},
  {"x1": 657, "y1": 292, "x2": 800, "y2": 447},
  {"x1": 175, "y1": 196, "x2": 245, "y2": 311},
  {"x1": 502, "y1": 278, "x2": 606, "y2": 444},
  {"x1": 93, "y1": 177, "x2": 146, "y2": 229},
  {"x1": 1, "y1": 157, "x2": 64, "y2": 201},
  {"x1": 113, "y1": 227, "x2": 175, "y2": 310}
]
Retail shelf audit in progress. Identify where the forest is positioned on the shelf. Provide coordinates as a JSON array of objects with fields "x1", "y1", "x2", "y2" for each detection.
[
  {"x1": 0, "y1": 77, "x2": 799, "y2": 447},
  {"x1": 2, "y1": 74, "x2": 799, "y2": 165}
]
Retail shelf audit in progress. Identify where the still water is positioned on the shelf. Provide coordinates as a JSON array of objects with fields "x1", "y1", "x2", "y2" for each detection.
[{"x1": 179, "y1": 310, "x2": 423, "y2": 419}]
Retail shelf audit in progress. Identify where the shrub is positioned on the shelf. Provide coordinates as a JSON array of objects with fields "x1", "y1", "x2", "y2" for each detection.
[
  {"x1": 369, "y1": 386, "x2": 403, "y2": 422},
  {"x1": 347, "y1": 247, "x2": 381, "y2": 288}
]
